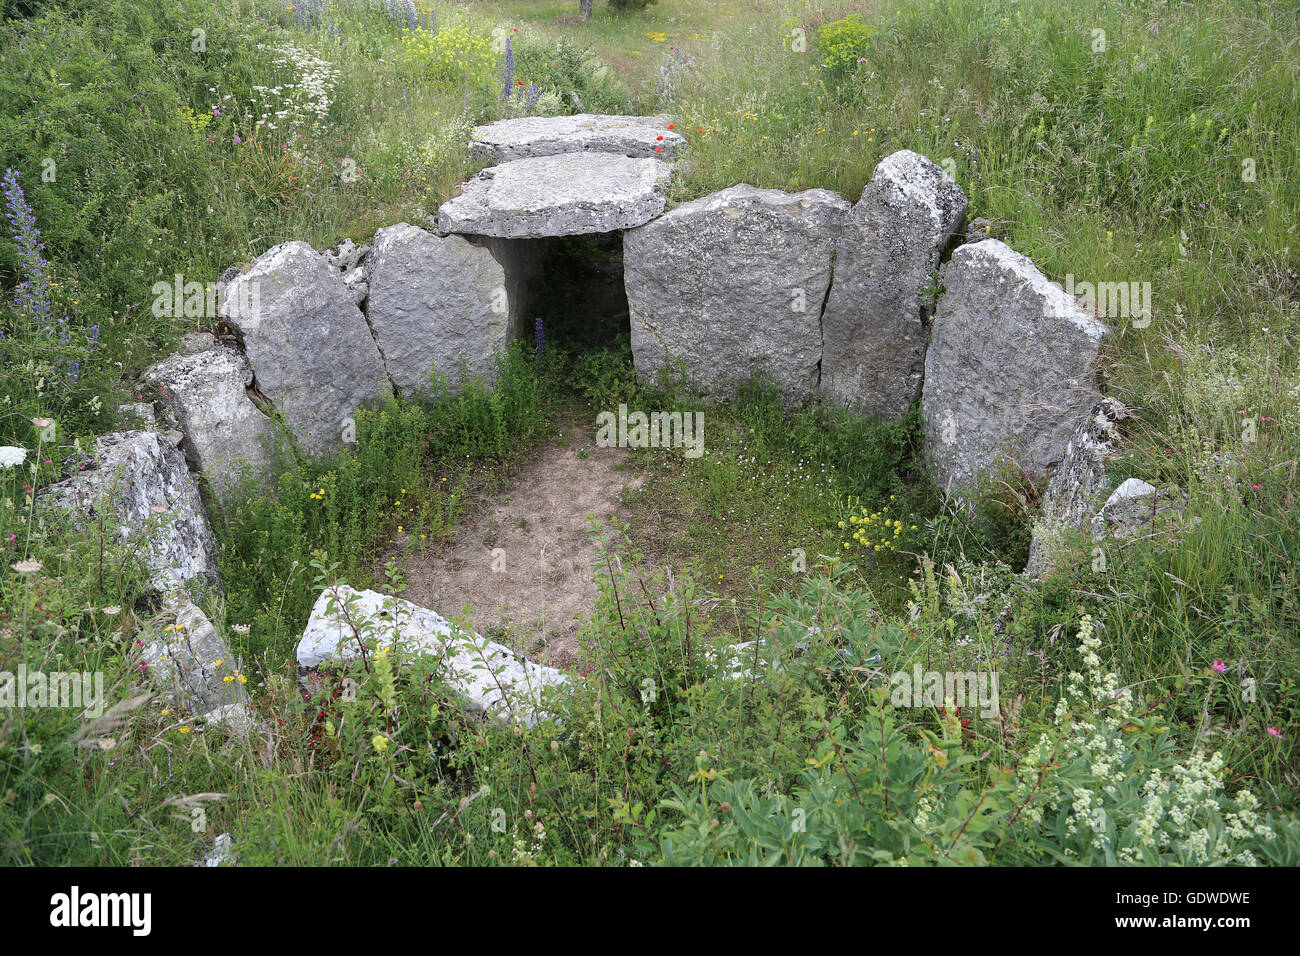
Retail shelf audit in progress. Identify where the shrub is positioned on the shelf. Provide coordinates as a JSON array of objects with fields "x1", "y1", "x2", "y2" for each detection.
[{"x1": 815, "y1": 13, "x2": 877, "y2": 73}]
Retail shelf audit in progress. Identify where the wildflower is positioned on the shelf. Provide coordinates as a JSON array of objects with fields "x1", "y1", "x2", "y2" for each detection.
[
  {"x1": 101, "y1": 605, "x2": 121, "y2": 615},
  {"x1": 372, "y1": 733, "x2": 390, "y2": 754},
  {"x1": 1212, "y1": 659, "x2": 1227, "y2": 674},
  {"x1": 1268, "y1": 726, "x2": 1282, "y2": 738},
  {"x1": 0, "y1": 447, "x2": 27, "y2": 468},
  {"x1": 10, "y1": 559, "x2": 41, "y2": 575}
]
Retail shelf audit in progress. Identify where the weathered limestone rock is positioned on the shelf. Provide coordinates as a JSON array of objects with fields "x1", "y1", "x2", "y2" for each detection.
[
  {"x1": 43, "y1": 431, "x2": 219, "y2": 596},
  {"x1": 1092, "y1": 478, "x2": 1186, "y2": 540},
  {"x1": 143, "y1": 347, "x2": 277, "y2": 504},
  {"x1": 320, "y1": 238, "x2": 370, "y2": 305},
  {"x1": 469, "y1": 113, "x2": 683, "y2": 164},
  {"x1": 624, "y1": 184, "x2": 850, "y2": 403},
  {"x1": 1024, "y1": 397, "x2": 1128, "y2": 578},
  {"x1": 142, "y1": 600, "x2": 248, "y2": 718},
  {"x1": 365, "y1": 224, "x2": 512, "y2": 396},
  {"x1": 434, "y1": 153, "x2": 672, "y2": 238},
  {"x1": 921, "y1": 239, "x2": 1110, "y2": 493},
  {"x1": 820, "y1": 150, "x2": 968, "y2": 419},
  {"x1": 218, "y1": 241, "x2": 392, "y2": 458},
  {"x1": 297, "y1": 586, "x2": 569, "y2": 727}
]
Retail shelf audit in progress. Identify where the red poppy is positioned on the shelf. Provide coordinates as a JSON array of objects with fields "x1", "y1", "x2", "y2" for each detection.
[
  {"x1": 667, "y1": 123, "x2": 675, "y2": 129},
  {"x1": 655, "y1": 147, "x2": 663, "y2": 152},
  {"x1": 656, "y1": 135, "x2": 663, "y2": 140}
]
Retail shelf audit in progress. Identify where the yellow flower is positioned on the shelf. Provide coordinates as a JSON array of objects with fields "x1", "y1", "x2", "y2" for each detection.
[
  {"x1": 178, "y1": 726, "x2": 191, "y2": 734},
  {"x1": 372, "y1": 734, "x2": 390, "y2": 754}
]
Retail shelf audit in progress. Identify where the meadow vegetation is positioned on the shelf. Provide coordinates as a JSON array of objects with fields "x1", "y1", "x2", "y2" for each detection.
[{"x1": 0, "y1": 0, "x2": 1296, "y2": 864}]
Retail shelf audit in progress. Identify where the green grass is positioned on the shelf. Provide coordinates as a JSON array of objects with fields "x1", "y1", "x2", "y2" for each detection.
[{"x1": 1, "y1": 0, "x2": 1297, "y2": 865}]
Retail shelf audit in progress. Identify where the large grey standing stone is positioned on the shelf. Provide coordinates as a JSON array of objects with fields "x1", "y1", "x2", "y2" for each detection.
[
  {"x1": 820, "y1": 150, "x2": 968, "y2": 419},
  {"x1": 297, "y1": 586, "x2": 569, "y2": 728},
  {"x1": 434, "y1": 153, "x2": 671, "y2": 238},
  {"x1": 219, "y1": 241, "x2": 392, "y2": 458},
  {"x1": 366, "y1": 223, "x2": 512, "y2": 397},
  {"x1": 143, "y1": 347, "x2": 277, "y2": 504},
  {"x1": 921, "y1": 239, "x2": 1109, "y2": 493},
  {"x1": 1024, "y1": 397, "x2": 1128, "y2": 578},
  {"x1": 42, "y1": 431, "x2": 219, "y2": 596},
  {"x1": 469, "y1": 113, "x2": 683, "y2": 164},
  {"x1": 624, "y1": 184, "x2": 849, "y2": 403}
]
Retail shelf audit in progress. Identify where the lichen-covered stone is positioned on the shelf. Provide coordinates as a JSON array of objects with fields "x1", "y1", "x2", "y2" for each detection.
[
  {"x1": 218, "y1": 241, "x2": 392, "y2": 458},
  {"x1": 434, "y1": 153, "x2": 671, "y2": 239},
  {"x1": 297, "y1": 586, "x2": 569, "y2": 728},
  {"x1": 624, "y1": 184, "x2": 850, "y2": 403},
  {"x1": 820, "y1": 150, "x2": 967, "y2": 419},
  {"x1": 921, "y1": 239, "x2": 1109, "y2": 493}
]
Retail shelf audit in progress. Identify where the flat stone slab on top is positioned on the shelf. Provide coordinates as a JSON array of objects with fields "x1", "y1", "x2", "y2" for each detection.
[
  {"x1": 469, "y1": 113, "x2": 683, "y2": 164},
  {"x1": 434, "y1": 152, "x2": 672, "y2": 239}
]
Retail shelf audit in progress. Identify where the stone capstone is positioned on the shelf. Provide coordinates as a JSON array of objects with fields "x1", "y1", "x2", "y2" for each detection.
[
  {"x1": 434, "y1": 153, "x2": 672, "y2": 239},
  {"x1": 468, "y1": 113, "x2": 683, "y2": 164}
]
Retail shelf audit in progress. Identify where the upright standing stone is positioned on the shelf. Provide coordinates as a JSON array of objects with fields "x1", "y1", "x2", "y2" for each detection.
[
  {"x1": 366, "y1": 223, "x2": 512, "y2": 396},
  {"x1": 820, "y1": 150, "x2": 967, "y2": 419},
  {"x1": 624, "y1": 184, "x2": 849, "y2": 403},
  {"x1": 144, "y1": 347, "x2": 277, "y2": 504},
  {"x1": 921, "y1": 239, "x2": 1109, "y2": 493},
  {"x1": 219, "y1": 241, "x2": 392, "y2": 458}
]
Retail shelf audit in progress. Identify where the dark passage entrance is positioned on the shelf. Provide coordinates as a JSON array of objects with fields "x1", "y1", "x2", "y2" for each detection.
[{"x1": 526, "y1": 233, "x2": 630, "y2": 354}]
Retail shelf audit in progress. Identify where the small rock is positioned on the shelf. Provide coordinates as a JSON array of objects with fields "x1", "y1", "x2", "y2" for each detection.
[
  {"x1": 142, "y1": 600, "x2": 247, "y2": 716},
  {"x1": 1093, "y1": 478, "x2": 1186, "y2": 539}
]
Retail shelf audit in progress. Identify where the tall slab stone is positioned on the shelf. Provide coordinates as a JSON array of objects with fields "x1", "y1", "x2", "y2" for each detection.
[
  {"x1": 921, "y1": 239, "x2": 1109, "y2": 493},
  {"x1": 624, "y1": 184, "x2": 849, "y2": 403},
  {"x1": 219, "y1": 241, "x2": 392, "y2": 458},
  {"x1": 820, "y1": 150, "x2": 968, "y2": 419}
]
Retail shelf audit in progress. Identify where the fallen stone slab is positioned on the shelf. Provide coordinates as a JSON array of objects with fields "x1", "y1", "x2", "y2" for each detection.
[
  {"x1": 820, "y1": 150, "x2": 968, "y2": 420},
  {"x1": 1024, "y1": 397, "x2": 1128, "y2": 578},
  {"x1": 219, "y1": 241, "x2": 392, "y2": 458},
  {"x1": 142, "y1": 600, "x2": 248, "y2": 718},
  {"x1": 43, "y1": 431, "x2": 220, "y2": 597},
  {"x1": 921, "y1": 239, "x2": 1110, "y2": 494},
  {"x1": 297, "y1": 586, "x2": 570, "y2": 728},
  {"x1": 469, "y1": 113, "x2": 683, "y2": 164},
  {"x1": 624, "y1": 183, "x2": 849, "y2": 403},
  {"x1": 143, "y1": 346, "x2": 277, "y2": 505},
  {"x1": 434, "y1": 153, "x2": 672, "y2": 239},
  {"x1": 365, "y1": 223, "x2": 511, "y2": 397}
]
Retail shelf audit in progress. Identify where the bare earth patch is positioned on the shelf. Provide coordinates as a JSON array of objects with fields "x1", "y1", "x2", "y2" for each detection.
[{"x1": 391, "y1": 411, "x2": 643, "y2": 668}]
